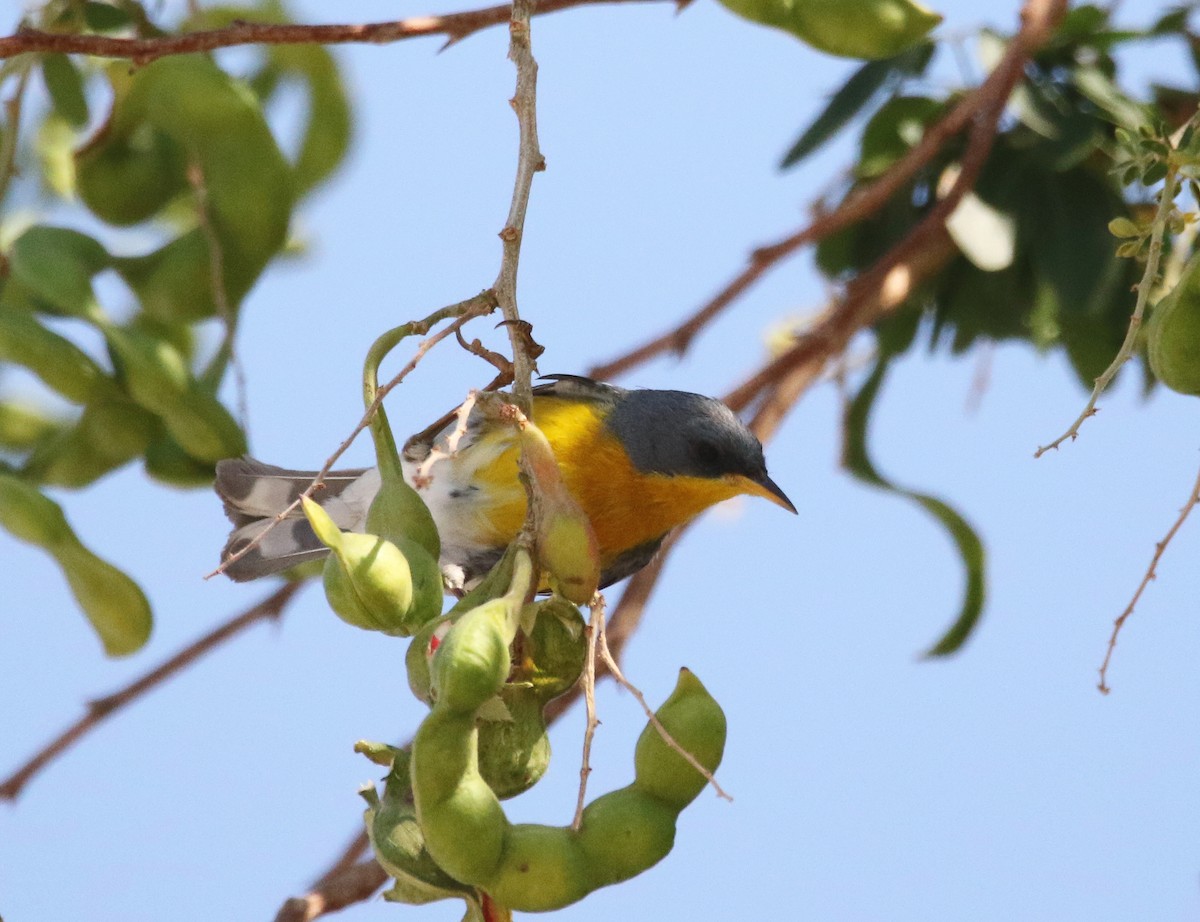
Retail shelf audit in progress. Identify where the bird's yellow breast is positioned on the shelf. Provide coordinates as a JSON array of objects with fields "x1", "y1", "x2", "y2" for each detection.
[{"x1": 472, "y1": 396, "x2": 742, "y2": 566}]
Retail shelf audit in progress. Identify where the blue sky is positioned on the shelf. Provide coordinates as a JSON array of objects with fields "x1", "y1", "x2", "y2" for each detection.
[{"x1": 3, "y1": 0, "x2": 1200, "y2": 920}]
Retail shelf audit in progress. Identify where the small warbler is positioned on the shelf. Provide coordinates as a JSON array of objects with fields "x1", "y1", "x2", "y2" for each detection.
[{"x1": 216, "y1": 375, "x2": 794, "y2": 587}]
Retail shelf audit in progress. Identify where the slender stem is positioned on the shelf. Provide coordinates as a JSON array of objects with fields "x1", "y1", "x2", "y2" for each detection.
[
  {"x1": 596, "y1": 615, "x2": 732, "y2": 801},
  {"x1": 1098, "y1": 458, "x2": 1200, "y2": 694},
  {"x1": 1035, "y1": 164, "x2": 1182, "y2": 457},
  {"x1": 0, "y1": 0, "x2": 665, "y2": 63},
  {"x1": 494, "y1": 0, "x2": 543, "y2": 412},
  {"x1": 0, "y1": 581, "x2": 304, "y2": 801},
  {"x1": 571, "y1": 595, "x2": 602, "y2": 830}
]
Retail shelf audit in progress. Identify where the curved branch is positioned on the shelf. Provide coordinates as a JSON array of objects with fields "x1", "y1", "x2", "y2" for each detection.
[
  {"x1": 0, "y1": 580, "x2": 305, "y2": 801},
  {"x1": 0, "y1": 0, "x2": 664, "y2": 62}
]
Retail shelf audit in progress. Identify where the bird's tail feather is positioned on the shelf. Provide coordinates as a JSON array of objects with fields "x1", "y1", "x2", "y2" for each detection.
[{"x1": 215, "y1": 457, "x2": 373, "y2": 582}]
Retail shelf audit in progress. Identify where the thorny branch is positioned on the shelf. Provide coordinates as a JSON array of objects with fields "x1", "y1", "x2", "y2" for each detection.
[
  {"x1": 0, "y1": 580, "x2": 305, "y2": 801},
  {"x1": 1097, "y1": 458, "x2": 1200, "y2": 694},
  {"x1": 0, "y1": 0, "x2": 664, "y2": 62}
]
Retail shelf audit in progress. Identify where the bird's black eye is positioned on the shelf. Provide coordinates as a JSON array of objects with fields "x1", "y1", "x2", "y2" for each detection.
[{"x1": 694, "y1": 440, "x2": 721, "y2": 469}]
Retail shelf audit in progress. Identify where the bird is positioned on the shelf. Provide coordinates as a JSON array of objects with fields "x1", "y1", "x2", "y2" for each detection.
[{"x1": 215, "y1": 374, "x2": 795, "y2": 589}]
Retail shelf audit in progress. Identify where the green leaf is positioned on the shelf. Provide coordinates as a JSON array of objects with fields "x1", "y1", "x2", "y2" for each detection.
[
  {"x1": 843, "y1": 359, "x2": 986, "y2": 656},
  {"x1": 780, "y1": 43, "x2": 933, "y2": 170},
  {"x1": 1072, "y1": 64, "x2": 1153, "y2": 131},
  {"x1": 40, "y1": 54, "x2": 89, "y2": 127},
  {"x1": 8, "y1": 225, "x2": 110, "y2": 318},
  {"x1": 856, "y1": 95, "x2": 943, "y2": 178},
  {"x1": 82, "y1": 2, "x2": 133, "y2": 31}
]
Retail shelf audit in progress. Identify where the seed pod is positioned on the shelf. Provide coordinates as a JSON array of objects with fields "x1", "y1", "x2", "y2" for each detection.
[
  {"x1": 362, "y1": 749, "x2": 469, "y2": 900},
  {"x1": 26, "y1": 398, "x2": 159, "y2": 487},
  {"x1": 477, "y1": 684, "x2": 551, "y2": 799},
  {"x1": 486, "y1": 825, "x2": 590, "y2": 912},
  {"x1": 154, "y1": 388, "x2": 247, "y2": 464},
  {"x1": 1149, "y1": 250, "x2": 1200, "y2": 396},
  {"x1": 717, "y1": 0, "x2": 941, "y2": 59},
  {"x1": 431, "y1": 597, "x2": 517, "y2": 713},
  {"x1": 521, "y1": 597, "x2": 587, "y2": 701},
  {"x1": 302, "y1": 497, "x2": 419, "y2": 636},
  {"x1": 367, "y1": 469, "x2": 441, "y2": 562},
  {"x1": 519, "y1": 419, "x2": 599, "y2": 604},
  {"x1": 577, "y1": 787, "x2": 678, "y2": 889},
  {"x1": 406, "y1": 616, "x2": 454, "y2": 705},
  {"x1": 632, "y1": 668, "x2": 727, "y2": 811}
]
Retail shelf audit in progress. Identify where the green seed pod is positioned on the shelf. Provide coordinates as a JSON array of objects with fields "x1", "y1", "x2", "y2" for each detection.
[
  {"x1": 486, "y1": 825, "x2": 590, "y2": 912},
  {"x1": 0, "y1": 474, "x2": 73, "y2": 547},
  {"x1": 577, "y1": 787, "x2": 678, "y2": 889},
  {"x1": 367, "y1": 470, "x2": 441, "y2": 562},
  {"x1": 56, "y1": 541, "x2": 153, "y2": 657},
  {"x1": 477, "y1": 684, "x2": 551, "y2": 800},
  {"x1": 717, "y1": 0, "x2": 941, "y2": 59},
  {"x1": 302, "y1": 497, "x2": 420, "y2": 636},
  {"x1": 520, "y1": 420, "x2": 600, "y2": 604},
  {"x1": 0, "y1": 310, "x2": 111, "y2": 404},
  {"x1": 432, "y1": 598, "x2": 516, "y2": 713},
  {"x1": 406, "y1": 615, "x2": 454, "y2": 705},
  {"x1": 520, "y1": 597, "x2": 587, "y2": 701},
  {"x1": 363, "y1": 750, "x2": 468, "y2": 899},
  {"x1": 113, "y1": 231, "x2": 220, "y2": 324},
  {"x1": 632, "y1": 669, "x2": 727, "y2": 811},
  {"x1": 1149, "y1": 250, "x2": 1200, "y2": 396}
]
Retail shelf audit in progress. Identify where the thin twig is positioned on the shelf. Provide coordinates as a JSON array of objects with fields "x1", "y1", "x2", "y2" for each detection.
[
  {"x1": 187, "y1": 161, "x2": 249, "y2": 432},
  {"x1": 0, "y1": 0, "x2": 664, "y2": 63},
  {"x1": 0, "y1": 581, "x2": 304, "y2": 801},
  {"x1": 207, "y1": 293, "x2": 495, "y2": 579},
  {"x1": 493, "y1": 0, "x2": 544, "y2": 412},
  {"x1": 1035, "y1": 164, "x2": 1182, "y2": 457},
  {"x1": 0, "y1": 61, "x2": 31, "y2": 212},
  {"x1": 596, "y1": 611, "x2": 732, "y2": 802},
  {"x1": 571, "y1": 594, "x2": 603, "y2": 830},
  {"x1": 411, "y1": 390, "x2": 479, "y2": 489},
  {"x1": 1097, "y1": 458, "x2": 1200, "y2": 694}
]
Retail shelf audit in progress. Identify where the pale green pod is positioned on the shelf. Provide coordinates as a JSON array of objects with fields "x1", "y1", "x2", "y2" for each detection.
[
  {"x1": 521, "y1": 597, "x2": 587, "y2": 701},
  {"x1": 632, "y1": 669, "x2": 728, "y2": 811},
  {"x1": 367, "y1": 473, "x2": 441, "y2": 562},
  {"x1": 321, "y1": 534, "x2": 415, "y2": 634},
  {"x1": 485, "y1": 825, "x2": 590, "y2": 911},
  {"x1": 477, "y1": 685, "x2": 551, "y2": 800},
  {"x1": 1148, "y1": 250, "x2": 1200, "y2": 396},
  {"x1": 577, "y1": 787, "x2": 678, "y2": 889},
  {"x1": 432, "y1": 598, "x2": 516, "y2": 713},
  {"x1": 0, "y1": 402, "x2": 62, "y2": 450},
  {"x1": 406, "y1": 615, "x2": 454, "y2": 705}
]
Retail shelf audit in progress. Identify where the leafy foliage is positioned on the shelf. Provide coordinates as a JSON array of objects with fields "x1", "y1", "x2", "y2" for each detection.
[{"x1": 0, "y1": 0, "x2": 353, "y2": 654}]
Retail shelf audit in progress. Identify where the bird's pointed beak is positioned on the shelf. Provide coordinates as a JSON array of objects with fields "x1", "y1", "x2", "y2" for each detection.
[{"x1": 735, "y1": 473, "x2": 797, "y2": 514}]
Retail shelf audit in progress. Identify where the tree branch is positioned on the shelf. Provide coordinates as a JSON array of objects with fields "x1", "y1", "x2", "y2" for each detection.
[
  {"x1": 0, "y1": 0, "x2": 665, "y2": 63},
  {"x1": 0, "y1": 580, "x2": 305, "y2": 801},
  {"x1": 588, "y1": 0, "x2": 1065, "y2": 382}
]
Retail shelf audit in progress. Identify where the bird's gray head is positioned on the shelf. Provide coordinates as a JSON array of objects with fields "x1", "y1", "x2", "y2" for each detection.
[{"x1": 605, "y1": 389, "x2": 796, "y2": 512}]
